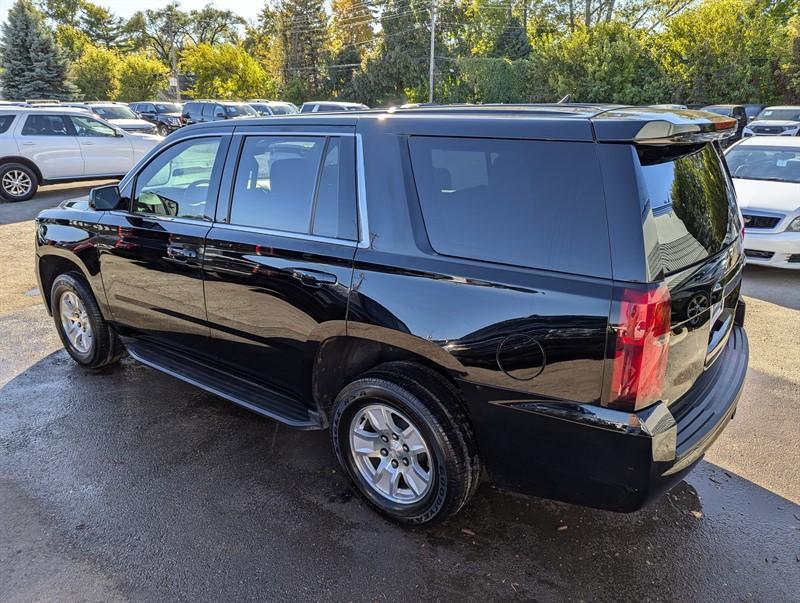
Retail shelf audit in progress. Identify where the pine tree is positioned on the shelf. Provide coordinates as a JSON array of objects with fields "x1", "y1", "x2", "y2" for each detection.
[
  {"x1": 80, "y1": 2, "x2": 124, "y2": 51},
  {"x1": 1, "y1": 0, "x2": 75, "y2": 99},
  {"x1": 491, "y1": 16, "x2": 531, "y2": 60}
]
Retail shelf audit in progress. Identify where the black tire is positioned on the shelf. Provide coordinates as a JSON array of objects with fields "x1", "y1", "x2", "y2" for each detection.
[
  {"x1": 51, "y1": 272, "x2": 123, "y2": 369},
  {"x1": 331, "y1": 361, "x2": 480, "y2": 525},
  {"x1": 0, "y1": 162, "x2": 38, "y2": 202},
  {"x1": 157, "y1": 123, "x2": 169, "y2": 137}
]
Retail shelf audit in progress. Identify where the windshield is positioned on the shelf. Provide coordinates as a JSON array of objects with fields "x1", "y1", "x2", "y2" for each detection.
[
  {"x1": 249, "y1": 103, "x2": 271, "y2": 115},
  {"x1": 155, "y1": 103, "x2": 181, "y2": 113},
  {"x1": 725, "y1": 146, "x2": 800, "y2": 183},
  {"x1": 92, "y1": 105, "x2": 137, "y2": 120},
  {"x1": 224, "y1": 103, "x2": 257, "y2": 117},
  {"x1": 756, "y1": 108, "x2": 800, "y2": 121}
]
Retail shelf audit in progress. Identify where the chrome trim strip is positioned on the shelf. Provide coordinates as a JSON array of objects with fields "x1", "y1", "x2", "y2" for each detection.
[
  {"x1": 355, "y1": 133, "x2": 370, "y2": 248},
  {"x1": 107, "y1": 211, "x2": 211, "y2": 227},
  {"x1": 233, "y1": 130, "x2": 356, "y2": 137},
  {"x1": 212, "y1": 222, "x2": 358, "y2": 248}
]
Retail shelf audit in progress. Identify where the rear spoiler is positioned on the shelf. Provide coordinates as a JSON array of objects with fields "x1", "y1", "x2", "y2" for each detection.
[{"x1": 591, "y1": 107, "x2": 737, "y2": 145}]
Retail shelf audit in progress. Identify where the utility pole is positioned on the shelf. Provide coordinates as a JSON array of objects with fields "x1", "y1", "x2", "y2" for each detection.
[{"x1": 428, "y1": 1, "x2": 436, "y2": 104}]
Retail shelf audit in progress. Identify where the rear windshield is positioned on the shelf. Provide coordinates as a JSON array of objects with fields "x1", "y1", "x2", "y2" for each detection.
[
  {"x1": 725, "y1": 145, "x2": 800, "y2": 184},
  {"x1": 637, "y1": 143, "x2": 739, "y2": 274},
  {"x1": 408, "y1": 136, "x2": 611, "y2": 277}
]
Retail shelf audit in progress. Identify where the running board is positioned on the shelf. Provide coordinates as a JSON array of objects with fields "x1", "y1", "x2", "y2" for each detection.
[{"x1": 126, "y1": 341, "x2": 324, "y2": 430}]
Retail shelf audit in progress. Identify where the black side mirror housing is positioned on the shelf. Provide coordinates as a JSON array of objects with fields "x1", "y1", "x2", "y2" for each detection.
[{"x1": 89, "y1": 184, "x2": 125, "y2": 211}]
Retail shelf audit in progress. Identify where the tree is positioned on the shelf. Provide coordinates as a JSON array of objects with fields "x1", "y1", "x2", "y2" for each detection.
[
  {"x1": 655, "y1": 0, "x2": 786, "y2": 103},
  {"x1": 69, "y1": 44, "x2": 120, "y2": 99},
  {"x1": 329, "y1": 0, "x2": 374, "y2": 54},
  {"x1": 118, "y1": 54, "x2": 170, "y2": 101},
  {"x1": 55, "y1": 23, "x2": 90, "y2": 61},
  {"x1": 80, "y1": 2, "x2": 124, "y2": 50},
  {"x1": 273, "y1": 0, "x2": 330, "y2": 98},
  {"x1": 0, "y1": 0, "x2": 75, "y2": 99},
  {"x1": 126, "y1": 3, "x2": 190, "y2": 65},
  {"x1": 186, "y1": 5, "x2": 244, "y2": 46},
  {"x1": 491, "y1": 15, "x2": 531, "y2": 59},
  {"x1": 544, "y1": 21, "x2": 668, "y2": 104},
  {"x1": 180, "y1": 43, "x2": 275, "y2": 99},
  {"x1": 36, "y1": 0, "x2": 83, "y2": 27}
]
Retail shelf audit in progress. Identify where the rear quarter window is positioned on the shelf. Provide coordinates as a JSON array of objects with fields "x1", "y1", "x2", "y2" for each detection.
[
  {"x1": 636, "y1": 143, "x2": 739, "y2": 274},
  {"x1": 0, "y1": 114, "x2": 15, "y2": 133},
  {"x1": 408, "y1": 136, "x2": 611, "y2": 277}
]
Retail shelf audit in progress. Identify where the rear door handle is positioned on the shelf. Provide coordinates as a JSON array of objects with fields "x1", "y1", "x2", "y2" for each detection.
[
  {"x1": 81, "y1": 142, "x2": 94, "y2": 146},
  {"x1": 288, "y1": 268, "x2": 337, "y2": 287},
  {"x1": 20, "y1": 142, "x2": 35, "y2": 146}
]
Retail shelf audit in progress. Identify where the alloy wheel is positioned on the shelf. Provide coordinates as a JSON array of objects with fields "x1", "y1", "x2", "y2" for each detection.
[
  {"x1": 59, "y1": 291, "x2": 93, "y2": 354},
  {"x1": 349, "y1": 403, "x2": 433, "y2": 504},
  {"x1": 2, "y1": 169, "x2": 32, "y2": 197}
]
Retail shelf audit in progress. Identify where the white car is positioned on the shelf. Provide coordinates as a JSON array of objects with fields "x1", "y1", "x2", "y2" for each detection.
[
  {"x1": 742, "y1": 105, "x2": 800, "y2": 137},
  {"x1": 70, "y1": 102, "x2": 158, "y2": 135},
  {"x1": 725, "y1": 136, "x2": 800, "y2": 269},
  {"x1": 0, "y1": 107, "x2": 160, "y2": 201}
]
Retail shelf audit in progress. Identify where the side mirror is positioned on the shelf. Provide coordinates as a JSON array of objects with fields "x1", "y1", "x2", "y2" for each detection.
[
  {"x1": 113, "y1": 127, "x2": 125, "y2": 137},
  {"x1": 89, "y1": 184, "x2": 125, "y2": 210}
]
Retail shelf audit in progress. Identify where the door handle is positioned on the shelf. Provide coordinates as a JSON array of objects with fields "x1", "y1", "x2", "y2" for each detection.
[
  {"x1": 288, "y1": 268, "x2": 337, "y2": 287},
  {"x1": 81, "y1": 142, "x2": 95, "y2": 146},
  {"x1": 167, "y1": 245, "x2": 198, "y2": 260},
  {"x1": 20, "y1": 142, "x2": 35, "y2": 146}
]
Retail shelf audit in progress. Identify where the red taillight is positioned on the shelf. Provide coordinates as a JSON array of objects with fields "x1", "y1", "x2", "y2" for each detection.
[{"x1": 606, "y1": 284, "x2": 671, "y2": 411}]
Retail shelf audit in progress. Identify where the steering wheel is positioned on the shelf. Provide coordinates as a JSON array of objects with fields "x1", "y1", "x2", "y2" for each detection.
[{"x1": 183, "y1": 179, "x2": 210, "y2": 206}]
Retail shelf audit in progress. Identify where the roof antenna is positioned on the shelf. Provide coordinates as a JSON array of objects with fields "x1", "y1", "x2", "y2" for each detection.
[{"x1": 557, "y1": 94, "x2": 571, "y2": 104}]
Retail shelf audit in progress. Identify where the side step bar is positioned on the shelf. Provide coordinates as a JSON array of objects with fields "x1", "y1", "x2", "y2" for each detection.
[{"x1": 126, "y1": 341, "x2": 324, "y2": 430}]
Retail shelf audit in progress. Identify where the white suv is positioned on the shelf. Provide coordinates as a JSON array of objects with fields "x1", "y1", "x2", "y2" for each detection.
[{"x1": 0, "y1": 107, "x2": 159, "y2": 202}]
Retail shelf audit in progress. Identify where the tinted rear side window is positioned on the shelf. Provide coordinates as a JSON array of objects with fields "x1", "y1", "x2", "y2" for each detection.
[
  {"x1": 408, "y1": 136, "x2": 611, "y2": 277},
  {"x1": 0, "y1": 115, "x2": 15, "y2": 133},
  {"x1": 636, "y1": 144, "x2": 738, "y2": 274},
  {"x1": 22, "y1": 115, "x2": 70, "y2": 135}
]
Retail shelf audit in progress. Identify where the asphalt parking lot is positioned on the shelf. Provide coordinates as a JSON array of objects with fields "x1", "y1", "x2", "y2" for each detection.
[{"x1": 1, "y1": 184, "x2": 798, "y2": 601}]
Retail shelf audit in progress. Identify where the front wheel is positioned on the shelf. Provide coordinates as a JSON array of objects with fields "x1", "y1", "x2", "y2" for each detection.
[
  {"x1": 157, "y1": 123, "x2": 169, "y2": 137},
  {"x1": 331, "y1": 362, "x2": 480, "y2": 525},
  {"x1": 51, "y1": 272, "x2": 123, "y2": 368},
  {"x1": 0, "y1": 162, "x2": 38, "y2": 201}
]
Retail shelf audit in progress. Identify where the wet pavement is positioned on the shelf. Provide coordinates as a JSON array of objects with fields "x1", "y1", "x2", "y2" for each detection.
[{"x1": 1, "y1": 187, "x2": 799, "y2": 601}]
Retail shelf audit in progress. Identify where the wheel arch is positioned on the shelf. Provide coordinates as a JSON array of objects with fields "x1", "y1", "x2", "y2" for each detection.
[
  {"x1": 312, "y1": 330, "x2": 468, "y2": 416},
  {"x1": 37, "y1": 253, "x2": 99, "y2": 316},
  {"x1": 0, "y1": 156, "x2": 43, "y2": 183}
]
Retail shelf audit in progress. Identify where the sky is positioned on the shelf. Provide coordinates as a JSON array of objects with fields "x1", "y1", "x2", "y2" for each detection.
[{"x1": 0, "y1": 0, "x2": 264, "y2": 25}]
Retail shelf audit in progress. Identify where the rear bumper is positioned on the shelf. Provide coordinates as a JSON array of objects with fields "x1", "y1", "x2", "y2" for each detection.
[
  {"x1": 743, "y1": 230, "x2": 800, "y2": 269},
  {"x1": 460, "y1": 326, "x2": 749, "y2": 512}
]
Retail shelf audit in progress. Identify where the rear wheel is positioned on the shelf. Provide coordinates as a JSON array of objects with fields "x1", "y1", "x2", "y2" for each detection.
[
  {"x1": 0, "y1": 162, "x2": 38, "y2": 201},
  {"x1": 331, "y1": 362, "x2": 480, "y2": 525},
  {"x1": 51, "y1": 272, "x2": 123, "y2": 368}
]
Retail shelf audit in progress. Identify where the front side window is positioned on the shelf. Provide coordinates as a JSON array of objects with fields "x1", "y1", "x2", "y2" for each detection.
[
  {"x1": 229, "y1": 135, "x2": 357, "y2": 240},
  {"x1": 70, "y1": 115, "x2": 116, "y2": 137},
  {"x1": 408, "y1": 136, "x2": 610, "y2": 276},
  {"x1": 133, "y1": 137, "x2": 222, "y2": 220},
  {"x1": 22, "y1": 115, "x2": 70, "y2": 136}
]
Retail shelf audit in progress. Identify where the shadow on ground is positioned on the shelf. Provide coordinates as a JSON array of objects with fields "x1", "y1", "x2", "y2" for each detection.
[{"x1": 1, "y1": 350, "x2": 798, "y2": 601}]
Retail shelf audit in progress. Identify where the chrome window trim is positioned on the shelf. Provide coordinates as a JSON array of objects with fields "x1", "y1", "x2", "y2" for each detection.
[
  {"x1": 226, "y1": 130, "x2": 370, "y2": 248},
  {"x1": 212, "y1": 222, "x2": 358, "y2": 248},
  {"x1": 107, "y1": 211, "x2": 212, "y2": 227}
]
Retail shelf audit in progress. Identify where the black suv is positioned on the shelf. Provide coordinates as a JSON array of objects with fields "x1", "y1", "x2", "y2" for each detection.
[
  {"x1": 181, "y1": 100, "x2": 257, "y2": 125},
  {"x1": 130, "y1": 102, "x2": 184, "y2": 136},
  {"x1": 35, "y1": 105, "x2": 748, "y2": 525}
]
